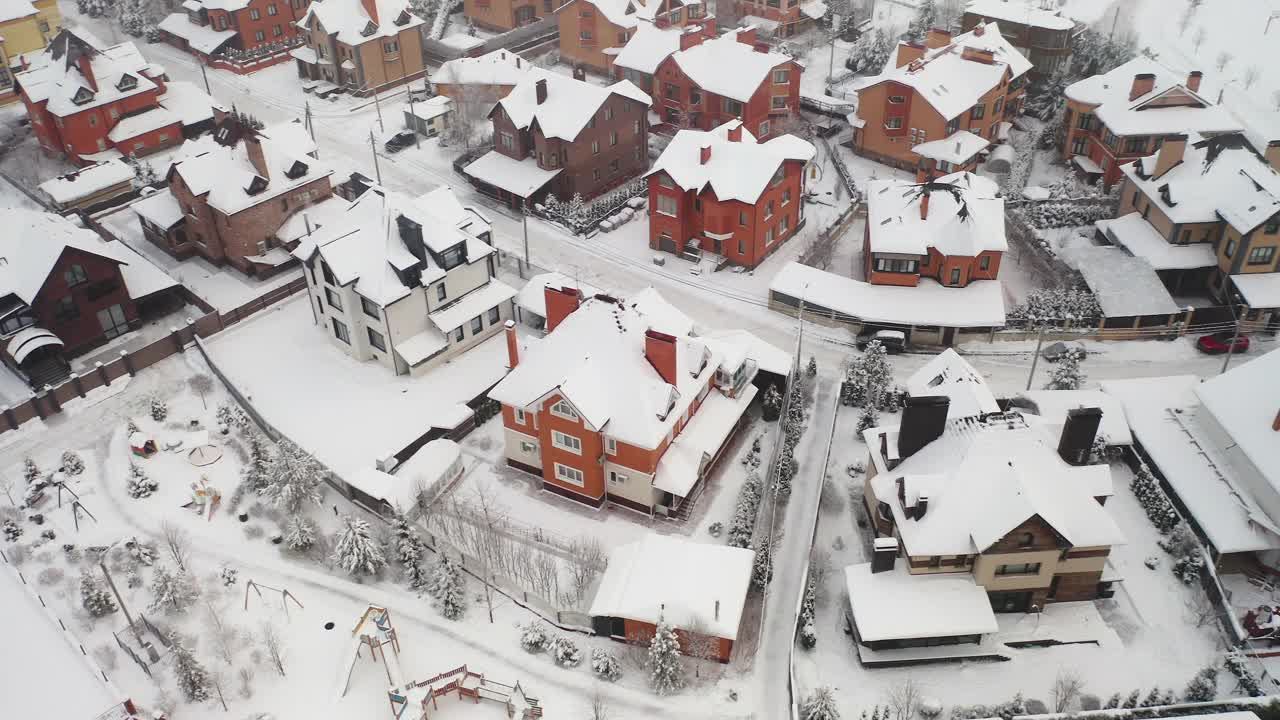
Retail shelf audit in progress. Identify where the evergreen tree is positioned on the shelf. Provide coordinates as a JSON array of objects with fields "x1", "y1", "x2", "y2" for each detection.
[
  {"x1": 845, "y1": 28, "x2": 892, "y2": 74},
  {"x1": 126, "y1": 463, "x2": 158, "y2": 498},
  {"x1": 799, "y1": 575, "x2": 818, "y2": 649},
  {"x1": 727, "y1": 472, "x2": 763, "y2": 548},
  {"x1": 243, "y1": 432, "x2": 271, "y2": 494},
  {"x1": 282, "y1": 515, "x2": 316, "y2": 551},
  {"x1": 1025, "y1": 67, "x2": 1070, "y2": 121},
  {"x1": 1103, "y1": 693, "x2": 1121, "y2": 709},
  {"x1": 23, "y1": 457, "x2": 41, "y2": 486},
  {"x1": 762, "y1": 384, "x2": 783, "y2": 422},
  {"x1": 647, "y1": 613, "x2": 685, "y2": 695},
  {"x1": 591, "y1": 648, "x2": 623, "y2": 681},
  {"x1": 857, "y1": 402, "x2": 880, "y2": 433},
  {"x1": 751, "y1": 540, "x2": 773, "y2": 590},
  {"x1": 803, "y1": 686, "x2": 841, "y2": 720},
  {"x1": 1044, "y1": 349, "x2": 1085, "y2": 390},
  {"x1": 147, "y1": 565, "x2": 200, "y2": 615},
  {"x1": 170, "y1": 634, "x2": 211, "y2": 702},
  {"x1": 1070, "y1": 28, "x2": 1137, "y2": 78},
  {"x1": 905, "y1": 0, "x2": 937, "y2": 42},
  {"x1": 150, "y1": 397, "x2": 168, "y2": 422},
  {"x1": 1140, "y1": 688, "x2": 1161, "y2": 707},
  {"x1": 80, "y1": 571, "x2": 118, "y2": 617},
  {"x1": 1184, "y1": 666, "x2": 1217, "y2": 702},
  {"x1": 332, "y1": 515, "x2": 387, "y2": 576},
  {"x1": 61, "y1": 450, "x2": 85, "y2": 475},
  {"x1": 429, "y1": 553, "x2": 466, "y2": 620},
  {"x1": 1122, "y1": 689, "x2": 1141, "y2": 708},
  {"x1": 392, "y1": 514, "x2": 427, "y2": 588},
  {"x1": 264, "y1": 439, "x2": 324, "y2": 513},
  {"x1": 806, "y1": 356, "x2": 817, "y2": 378}
]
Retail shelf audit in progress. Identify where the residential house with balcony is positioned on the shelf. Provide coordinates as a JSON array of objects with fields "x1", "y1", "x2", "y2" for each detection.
[
  {"x1": 726, "y1": 0, "x2": 824, "y2": 38},
  {"x1": 864, "y1": 171, "x2": 1006, "y2": 288},
  {"x1": 1061, "y1": 58, "x2": 1241, "y2": 188},
  {"x1": 0, "y1": 0, "x2": 61, "y2": 66},
  {"x1": 1099, "y1": 131, "x2": 1280, "y2": 310},
  {"x1": 462, "y1": 69, "x2": 650, "y2": 207},
  {"x1": 555, "y1": 0, "x2": 709, "y2": 75},
  {"x1": 158, "y1": 0, "x2": 310, "y2": 66},
  {"x1": 291, "y1": 0, "x2": 426, "y2": 94},
  {"x1": 646, "y1": 119, "x2": 813, "y2": 268},
  {"x1": 651, "y1": 26, "x2": 800, "y2": 140},
  {"x1": 961, "y1": 0, "x2": 1075, "y2": 80},
  {"x1": 292, "y1": 183, "x2": 516, "y2": 376},
  {"x1": 489, "y1": 284, "x2": 782, "y2": 514},
  {"x1": 850, "y1": 24, "x2": 1030, "y2": 171}
]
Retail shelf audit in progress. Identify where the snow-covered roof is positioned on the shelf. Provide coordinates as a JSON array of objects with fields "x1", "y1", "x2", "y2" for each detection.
[
  {"x1": 407, "y1": 94, "x2": 452, "y2": 121},
  {"x1": 668, "y1": 28, "x2": 794, "y2": 103},
  {"x1": 439, "y1": 32, "x2": 484, "y2": 51},
  {"x1": 428, "y1": 280, "x2": 518, "y2": 333},
  {"x1": 1232, "y1": 273, "x2": 1280, "y2": 310},
  {"x1": 1058, "y1": 245, "x2": 1181, "y2": 318},
  {"x1": 1094, "y1": 214, "x2": 1216, "y2": 271},
  {"x1": 905, "y1": 348, "x2": 999, "y2": 420},
  {"x1": 866, "y1": 412, "x2": 1126, "y2": 556},
  {"x1": 845, "y1": 562, "x2": 998, "y2": 642},
  {"x1": 562, "y1": 0, "x2": 693, "y2": 30},
  {"x1": 464, "y1": 150, "x2": 561, "y2": 198},
  {"x1": 910, "y1": 130, "x2": 989, "y2": 165},
  {"x1": 866, "y1": 171, "x2": 1006, "y2": 257},
  {"x1": 350, "y1": 439, "x2": 463, "y2": 510},
  {"x1": 964, "y1": 0, "x2": 1074, "y2": 30},
  {"x1": 1120, "y1": 133, "x2": 1280, "y2": 235},
  {"x1": 654, "y1": 384, "x2": 757, "y2": 498},
  {"x1": 184, "y1": 0, "x2": 252, "y2": 10},
  {"x1": 1197, "y1": 349, "x2": 1280, "y2": 490},
  {"x1": 648, "y1": 120, "x2": 814, "y2": 204},
  {"x1": 16, "y1": 30, "x2": 162, "y2": 117},
  {"x1": 1102, "y1": 375, "x2": 1280, "y2": 554},
  {"x1": 274, "y1": 194, "x2": 352, "y2": 245},
  {"x1": 415, "y1": 184, "x2": 492, "y2": 242},
  {"x1": 299, "y1": 0, "x2": 425, "y2": 47},
  {"x1": 516, "y1": 272, "x2": 603, "y2": 319},
  {"x1": 771, "y1": 262, "x2": 1007, "y2": 328},
  {"x1": 629, "y1": 285, "x2": 695, "y2": 336},
  {"x1": 158, "y1": 79, "x2": 225, "y2": 126},
  {"x1": 1013, "y1": 390, "x2": 1133, "y2": 447},
  {"x1": 493, "y1": 68, "x2": 650, "y2": 142},
  {"x1": 1064, "y1": 57, "x2": 1240, "y2": 137},
  {"x1": 433, "y1": 48, "x2": 531, "y2": 87},
  {"x1": 612, "y1": 23, "x2": 684, "y2": 74},
  {"x1": 1220, "y1": 84, "x2": 1280, "y2": 161},
  {"x1": 0, "y1": 0, "x2": 36, "y2": 23},
  {"x1": 106, "y1": 106, "x2": 181, "y2": 142},
  {"x1": 702, "y1": 328, "x2": 792, "y2": 377},
  {"x1": 38, "y1": 160, "x2": 133, "y2": 205},
  {"x1": 590, "y1": 534, "x2": 753, "y2": 640},
  {"x1": 157, "y1": 13, "x2": 237, "y2": 54},
  {"x1": 132, "y1": 190, "x2": 185, "y2": 229}
]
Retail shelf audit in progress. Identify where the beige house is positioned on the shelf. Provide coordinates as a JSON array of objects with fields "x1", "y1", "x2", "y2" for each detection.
[{"x1": 291, "y1": 0, "x2": 426, "y2": 94}]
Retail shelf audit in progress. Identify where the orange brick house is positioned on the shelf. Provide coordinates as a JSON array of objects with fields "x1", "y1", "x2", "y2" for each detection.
[
  {"x1": 646, "y1": 119, "x2": 813, "y2": 268},
  {"x1": 1061, "y1": 58, "x2": 1241, "y2": 188},
  {"x1": 555, "y1": 0, "x2": 709, "y2": 75},
  {"x1": 158, "y1": 0, "x2": 311, "y2": 65},
  {"x1": 488, "y1": 285, "x2": 780, "y2": 515},
  {"x1": 863, "y1": 171, "x2": 1005, "y2": 288},
  {"x1": 465, "y1": 0, "x2": 552, "y2": 32},
  {"x1": 850, "y1": 24, "x2": 1030, "y2": 171},
  {"x1": 291, "y1": 0, "x2": 426, "y2": 94},
  {"x1": 726, "y1": 0, "x2": 825, "y2": 38},
  {"x1": 650, "y1": 26, "x2": 800, "y2": 140},
  {"x1": 17, "y1": 30, "x2": 183, "y2": 166}
]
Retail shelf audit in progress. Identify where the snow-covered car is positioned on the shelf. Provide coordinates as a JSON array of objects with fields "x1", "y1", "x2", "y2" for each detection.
[
  {"x1": 856, "y1": 329, "x2": 906, "y2": 354},
  {"x1": 383, "y1": 131, "x2": 416, "y2": 154},
  {"x1": 1041, "y1": 341, "x2": 1085, "y2": 362}
]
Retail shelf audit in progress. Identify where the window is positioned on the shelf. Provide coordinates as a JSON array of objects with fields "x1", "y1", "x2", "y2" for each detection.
[
  {"x1": 470, "y1": 315, "x2": 483, "y2": 335},
  {"x1": 331, "y1": 318, "x2": 350, "y2": 344},
  {"x1": 250, "y1": 7, "x2": 260, "y2": 19},
  {"x1": 255, "y1": 30, "x2": 265, "y2": 41},
  {"x1": 1018, "y1": 532, "x2": 1034, "y2": 547},
  {"x1": 773, "y1": 69, "x2": 790, "y2": 84},
  {"x1": 765, "y1": 200, "x2": 774, "y2": 218},
  {"x1": 1071, "y1": 136, "x2": 1088, "y2": 156},
  {"x1": 1103, "y1": 130, "x2": 1118, "y2": 148},
  {"x1": 609, "y1": 130, "x2": 617, "y2": 147},
  {"x1": 499, "y1": 131, "x2": 514, "y2": 149},
  {"x1": 993, "y1": 97, "x2": 1004, "y2": 114},
  {"x1": 1265, "y1": 219, "x2": 1280, "y2": 234},
  {"x1": 765, "y1": 226, "x2": 774, "y2": 245},
  {"x1": 550, "y1": 400, "x2": 578, "y2": 420},
  {"x1": 885, "y1": 117, "x2": 903, "y2": 129},
  {"x1": 780, "y1": 214, "x2": 789, "y2": 233},
  {"x1": 604, "y1": 107, "x2": 613, "y2": 121},
  {"x1": 664, "y1": 83, "x2": 680, "y2": 99},
  {"x1": 782, "y1": 189, "x2": 791, "y2": 205},
  {"x1": 739, "y1": 211, "x2": 748, "y2": 226},
  {"x1": 268, "y1": 2, "x2": 278, "y2": 13},
  {"x1": 1247, "y1": 246, "x2": 1275, "y2": 265},
  {"x1": 609, "y1": 470, "x2": 628, "y2": 485},
  {"x1": 273, "y1": 24, "x2": 283, "y2": 36},
  {"x1": 325, "y1": 287, "x2": 343, "y2": 311},
  {"x1": 554, "y1": 463, "x2": 585, "y2": 486},
  {"x1": 758, "y1": 120, "x2": 770, "y2": 136},
  {"x1": 949, "y1": 268, "x2": 961, "y2": 285},
  {"x1": 605, "y1": 437, "x2": 617, "y2": 455},
  {"x1": 367, "y1": 327, "x2": 386, "y2": 351},
  {"x1": 633, "y1": 119, "x2": 641, "y2": 134},
  {"x1": 453, "y1": 326, "x2": 464, "y2": 342},
  {"x1": 591, "y1": 140, "x2": 599, "y2": 155},
  {"x1": 888, "y1": 95, "x2": 906, "y2": 104},
  {"x1": 97, "y1": 304, "x2": 128, "y2": 339},
  {"x1": 54, "y1": 296, "x2": 79, "y2": 321},
  {"x1": 64, "y1": 264, "x2": 88, "y2": 287},
  {"x1": 488, "y1": 306, "x2": 501, "y2": 324},
  {"x1": 88, "y1": 114, "x2": 97, "y2": 127},
  {"x1": 694, "y1": 197, "x2": 701, "y2": 212},
  {"x1": 1124, "y1": 136, "x2": 1148, "y2": 154},
  {"x1": 690, "y1": 90, "x2": 701, "y2": 105},
  {"x1": 874, "y1": 257, "x2": 918, "y2": 274},
  {"x1": 995, "y1": 562, "x2": 1041, "y2": 576},
  {"x1": 579, "y1": 30, "x2": 593, "y2": 40},
  {"x1": 552, "y1": 430, "x2": 582, "y2": 454},
  {"x1": 657, "y1": 194, "x2": 678, "y2": 216},
  {"x1": 436, "y1": 283, "x2": 447, "y2": 301},
  {"x1": 737, "y1": 237, "x2": 745, "y2": 255},
  {"x1": 1225, "y1": 238, "x2": 1236, "y2": 258},
  {"x1": 593, "y1": 168, "x2": 601, "y2": 181},
  {"x1": 945, "y1": 117, "x2": 960, "y2": 136},
  {"x1": 970, "y1": 103, "x2": 985, "y2": 120},
  {"x1": 514, "y1": 408, "x2": 526, "y2": 424},
  {"x1": 609, "y1": 158, "x2": 619, "y2": 172},
  {"x1": 1076, "y1": 113, "x2": 1092, "y2": 130},
  {"x1": 771, "y1": 95, "x2": 788, "y2": 110},
  {"x1": 361, "y1": 297, "x2": 380, "y2": 319},
  {"x1": 979, "y1": 255, "x2": 991, "y2": 271},
  {"x1": 723, "y1": 98, "x2": 743, "y2": 115},
  {"x1": 658, "y1": 174, "x2": 674, "y2": 188},
  {"x1": 383, "y1": 40, "x2": 399, "y2": 54}
]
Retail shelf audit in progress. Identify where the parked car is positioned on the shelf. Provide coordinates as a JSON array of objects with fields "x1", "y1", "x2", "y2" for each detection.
[
  {"x1": 1195, "y1": 332, "x2": 1250, "y2": 355},
  {"x1": 857, "y1": 329, "x2": 907, "y2": 354},
  {"x1": 1041, "y1": 341, "x2": 1085, "y2": 362},
  {"x1": 407, "y1": 87, "x2": 433, "y2": 102},
  {"x1": 383, "y1": 131, "x2": 416, "y2": 154}
]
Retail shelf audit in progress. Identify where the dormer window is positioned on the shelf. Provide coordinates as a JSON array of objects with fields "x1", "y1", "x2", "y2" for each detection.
[
  {"x1": 394, "y1": 9, "x2": 411, "y2": 25},
  {"x1": 245, "y1": 175, "x2": 269, "y2": 195},
  {"x1": 361, "y1": 20, "x2": 378, "y2": 36},
  {"x1": 116, "y1": 73, "x2": 138, "y2": 92},
  {"x1": 72, "y1": 86, "x2": 95, "y2": 105},
  {"x1": 284, "y1": 160, "x2": 309, "y2": 179}
]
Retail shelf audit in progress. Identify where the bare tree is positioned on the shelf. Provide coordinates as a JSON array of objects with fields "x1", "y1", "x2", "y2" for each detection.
[
  {"x1": 1215, "y1": 51, "x2": 1233, "y2": 71},
  {"x1": 210, "y1": 669, "x2": 230, "y2": 711},
  {"x1": 1052, "y1": 669, "x2": 1086, "y2": 712},
  {"x1": 1184, "y1": 592, "x2": 1217, "y2": 628},
  {"x1": 684, "y1": 616, "x2": 724, "y2": 681},
  {"x1": 205, "y1": 601, "x2": 239, "y2": 664},
  {"x1": 590, "y1": 686, "x2": 611, "y2": 720},
  {"x1": 160, "y1": 520, "x2": 191, "y2": 572},
  {"x1": 188, "y1": 374, "x2": 215, "y2": 409},
  {"x1": 262, "y1": 622, "x2": 287, "y2": 677},
  {"x1": 1242, "y1": 65, "x2": 1260, "y2": 89},
  {"x1": 887, "y1": 677, "x2": 923, "y2": 720},
  {"x1": 237, "y1": 667, "x2": 254, "y2": 699},
  {"x1": 567, "y1": 535, "x2": 606, "y2": 606},
  {"x1": 446, "y1": 85, "x2": 492, "y2": 150},
  {"x1": 798, "y1": 225, "x2": 839, "y2": 271},
  {"x1": 809, "y1": 548, "x2": 832, "y2": 605},
  {"x1": 1191, "y1": 26, "x2": 1207, "y2": 52}
]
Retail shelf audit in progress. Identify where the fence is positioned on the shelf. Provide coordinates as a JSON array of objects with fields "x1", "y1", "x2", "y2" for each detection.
[{"x1": 819, "y1": 133, "x2": 859, "y2": 203}]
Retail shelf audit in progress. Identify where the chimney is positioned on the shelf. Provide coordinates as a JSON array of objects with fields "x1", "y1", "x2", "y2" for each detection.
[
  {"x1": 543, "y1": 286, "x2": 580, "y2": 332},
  {"x1": 1266, "y1": 140, "x2": 1280, "y2": 173},
  {"x1": 679, "y1": 26, "x2": 706, "y2": 51},
  {"x1": 871, "y1": 537, "x2": 898, "y2": 573},
  {"x1": 1153, "y1": 134, "x2": 1187, "y2": 179},
  {"x1": 699, "y1": 145, "x2": 712, "y2": 164},
  {"x1": 1057, "y1": 407, "x2": 1103, "y2": 466},
  {"x1": 727, "y1": 124, "x2": 742, "y2": 142},
  {"x1": 1273, "y1": 408, "x2": 1280, "y2": 432},
  {"x1": 396, "y1": 214, "x2": 426, "y2": 262},
  {"x1": 897, "y1": 395, "x2": 950, "y2": 459},
  {"x1": 504, "y1": 319, "x2": 519, "y2": 369},
  {"x1": 644, "y1": 329, "x2": 679, "y2": 386},
  {"x1": 360, "y1": 0, "x2": 379, "y2": 23},
  {"x1": 515, "y1": 57, "x2": 521, "y2": 68},
  {"x1": 960, "y1": 47, "x2": 995, "y2": 65},
  {"x1": 735, "y1": 27, "x2": 758, "y2": 46},
  {"x1": 245, "y1": 131, "x2": 270, "y2": 180},
  {"x1": 925, "y1": 28, "x2": 952, "y2": 50},
  {"x1": 75, "y1": 52, "x2": 97, "y2": 92},
  {"x1": 1186, "y1": 70, "x2": 1202, "y2": 93},
  {"x1": 896, "y1": 42, "x2": 925, "y2": 68},
  {"x1": 753, "y1": 42, "x2": 771, "y2": 53},
  {"x1": 919, "y1": 189, "x2": 931, "y2": 220},
  {"x1": 1129, "y1": 72, "x2": 1156, "y2": 101},
  {"x1": 915, "y1": 495, "x2": 929, "y2": 520},
  {"x1": 535, "y1": 78, "x2": 548, "y2": 105},
  {"x1": 973, "y1": 22, "x2": 985, "y2": 36}
]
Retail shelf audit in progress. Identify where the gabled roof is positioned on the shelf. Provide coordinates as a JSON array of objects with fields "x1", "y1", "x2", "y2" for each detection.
[
  {"x1": 1064, "y1": 57, "x2": 1240, "y2": 137},
  {"x1": 433, "y1": 48, "x2": 531, "y2": 87},
  {"x1": 0, "y1": 210, "x2": 131, "y2": 304},
  {"x1": 647, "y1": 120, "x2": 814, "y2": 203},
  {"x1": 492, "y1": 68, "x2": 650, "y2": 142},
  {"x1": 911, "y1": 130, "x2": 989, "y2": 165},
  {"x1": 964, "y1": 0, "x2": 1074, "y2": 31},
  {"x1": 16, "y1": 30, "x2": 161, "y2": 117},
  {"x1": 38, "y1": 160, "x2": 134, "y2": 205},
  {"x1": 905, "y1": 348, "x2": 999, "y2": 420},
  {"x1": 667, "y1": 28, "x2": 794, "y2": 103},
  {"x1": 612, "y1": 22, "x2": 683, "y2": 74},
  {"x1": 299, "y1": 0, "x2": 425, "y2": 47},
  {"x1": 560, "y1": 0, "x2": 699, "y2": 29},
  {"x1": 1196, "y1": 348, "x2": 1280, "y2": 488},
  {"x1": 866, "y1": 171, "x2": 1006, "y2": 257}
]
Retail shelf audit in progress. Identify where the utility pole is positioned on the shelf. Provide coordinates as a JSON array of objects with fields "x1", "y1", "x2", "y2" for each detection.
[
  {"x1": 520, "y1": 197, "x2": 531, "y2": 279},
  {"x1": 406, "y1": 93, "x2": 420, "y2": 150},
  {"x1": 827, "y1": 15, "x2": 839, "y2": 82},
  {"x1": 1220, "y1": 300, "x2": 1242, "y2": 375},
  {"x1": 199, "y1": 60, "x2": 212, "y2": 96},
  {"x1": 371, "y1": 84, "x2": 385, "y2": 132},
  {"x1": 1025, "y1": 325, "x2": 1046, "y2": 391},
  {"x1": 369, "y1": 130, "x2": 382, "y2": 184}
]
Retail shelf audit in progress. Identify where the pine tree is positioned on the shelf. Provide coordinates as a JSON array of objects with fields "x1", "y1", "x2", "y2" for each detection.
[
  {"x1": 727, "y1": 472, "x2": 763, "y2": 548},
  {"x1": 647, "y1": 613, "x2": 685, "y2": 695},
  {"x1": 806, "y1": 356, "x2": 817, "y2": 378},
  {"x1": 242, "y1": 432, "x2": 271, "y2": 494},
  {"x1": 392, "y1": 514, "x2": 427, "y2": 589},
  {"x1": 148, "y1": 564, "x2": 200, "y2": 615},
  {"x1": 762, "y1": 384, "x2": 782, "y2": 422},
  {"x1": 802, "y1": 686, "x2": 841, "y2": 720},
  {"x1": 751, "y1": 540, "x2": 772, "y2": 590},
  {"x1": 1184, "y1": 666, "x2": 1217, "y2": 702},
  {"x1": 264, "y1": 439, "x2": 324, "y2": 513},
  {"x1": 1044, "y1": 349, "x2": 1085, "y2": 390},
  {"x1": 23, "y1": 457, "x2": 41, "y2": 486},
  {"x1": 429, "y1": 553, "x2": 466, "y2": 619},
  {"x1": 61, "y1": 450, "x2": 85, "y2": 475},
  {"x1": 80, "y1": 571, "x2": 118, "y2": 617},
  {"x1": 150, "y1": 397, "x2": 168, "y2": 422},
  {"x1": 332, "y1": 515, "x2": 387, "y2": 576},
  {"x1": 1140, "y1": 688, "x2": 1161, "y2": 707},
  {"x1": 283, "y1": 515, "x2": 316, "y2": 551},
  {"x1": 126, "y1": 463, "x2": 158, "y2": 498},
  {"x1": 170, "y1": 634, "x2": 212, "y2": 702},
  {"x1": 1025, "y1": 67, "x2": 1070, "y2": 121},
  {"x1": 906, "y1": 0, "x2": 937, "y2": 42},
  {"x1": 857, "y1": 403, "x2": 880, "y2": 433},
  {"x1": 1103, "y1": 693, "x2": 1121, "y2": 709}
]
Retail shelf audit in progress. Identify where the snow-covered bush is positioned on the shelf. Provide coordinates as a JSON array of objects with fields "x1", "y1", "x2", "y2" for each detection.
[
  {"x1": 216, "y1": 403, "x2": 250, "y2": 432},
  {"x1": 803, "y1": 686, "x2": 841, "y2": 720},
  {"x1": 1225, "y1": 650, "x2": 1262, "y2": 696},
  {"x1": 429, "y1": 553, "x2": 466, "y2": 620},
  {"x1": 806, "y1": 356, "x2": 817, "y2": 377},
  {"x1": 150, "y1": 397, "x2": 168, "y2": 422},
  {"x1": 591, "y1": 648, "x2": 622, "y2": 681},
  {"x1": 1008, "y1": 285, "x2": 1102, "y2": 327},
  {"x1": 127, "y1": 539, "x2": 158, "y2": 566},
  {"x1": 1160, "y1": 522, "x2": 1204, "y2": 584},
  {"x1": 126, "y1": 463, "x2": 158, "y2": 499},
  {"x1": 548, "y1": 635, "x2": 582, "y2": 667},
  {"x1": 1131, "y1": 463, "x2": 1179, "y2": 534},
  {"x1": 144, "y1": 23, "x2": 160, "y2": 42},
  {"x1": 1044, "y1": 349, "x2": 1085, "y2": 390},
  {"x1": 540, "y1": 178, "x2": 647, "y2": 234},
  {"x1": 80, "y1": 571, "x2": 117, "y2": 617},
  {"x1": 23, "y1": 457, "x2": 41, "y2": 486},
  {"x1": 220, "y1": 566, "x2": 238, "y2": 587},
  {"x1": 762, "y1": 384, "x2": 783, "y2": 422},
  {"x1": 147, "y1": 565, "x2": 199, "y2": 615},
  {"x1": 648, "y1": 614, "x2": 685, "y2": 695},
  {"x1": 332, "y1": 515, "x2": 387, "y2": 576},
  {"x1": 750, "y1": 540, "x2": 773, "y2": 590},
  {"x1": 951, "y1": 693, "x2": 1027, "y2": 720},
  {"x1": 283, "y1": 515, "x2": 317, "y2": 551},
  {"x1": 2, "y1": 519, "x2": 21, "y2": 542},
  {"x1": 520, "y1": 622, "x2": 549, "y2": 653},
  {"x1": 707, "y1": 522, "x2": 723, "y2": 538},
  {"x1": 727, "y1": 472, "x2": 763, "y2": 548},
  {"x1": 265, "y1": 439, "x2": 324, "y2": 513},
  {"x1": 170, "y1": 634, "x2": 211, "y2": 702},
  {"x1": 799, "y1": 575, "x2": 817, "y2": 650},
  {"x1": 1184, "y1": 665, "x2": 1218, "y2": 702},
  {"x1": 61, "y1": 450, "x2": 85, "y2": 475},
  {"x1": 920, "y1": 698, "x2": 943, "y2": 718},
  {"x1": 1016, "y1": 202, "x2": 1116, "y2": 230},
  {"x1": 38, "y1": 566, "x2": 65, "y2": 585}
]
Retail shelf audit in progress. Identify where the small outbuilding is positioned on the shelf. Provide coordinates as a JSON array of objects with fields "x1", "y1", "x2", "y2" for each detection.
[{"x1": 345, "y1": 439, "x2": 464, "y2": 516}]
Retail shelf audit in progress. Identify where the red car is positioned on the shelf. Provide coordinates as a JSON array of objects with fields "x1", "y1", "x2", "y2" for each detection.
[{"x1": 1196, "y1": 332, "x2": 1250, "y2": 355}]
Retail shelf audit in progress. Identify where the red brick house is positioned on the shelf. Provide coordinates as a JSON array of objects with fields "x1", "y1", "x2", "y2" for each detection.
[
  {"x1": 863, "y1": 171, "x2": 1006, "y2": 288},
  {"x1": 555, "y1": 0, "x2": 710, "y2": 75},
  {"x1": 17, "y1": 30, "x2": 183, "y2": 166},
  {"x1": 727, "y1": 0, "x2": 825, "y2": 38},
  {"x1": 647, "y1": 119, "x2": 813, "y2": 268},
  {"x1": 158, "y1": 0, "x2": 311, "y2": 66},
  {"x1": 651, "y1": 26, "x2": 800, "y2": 140}
]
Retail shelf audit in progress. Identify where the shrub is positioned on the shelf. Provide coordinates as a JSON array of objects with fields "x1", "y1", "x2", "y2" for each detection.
[
  {"x1": 547, "y1": 635, "x2": 582, "y2": 667},
  {"x1": 591, "y1": 648, "x2": 622, "y2": 681},
  {"x1": 520, "y1": 622, "x2": 548, "y2": 653}
]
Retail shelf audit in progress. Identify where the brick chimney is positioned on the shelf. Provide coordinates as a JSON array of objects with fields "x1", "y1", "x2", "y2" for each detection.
[
  {"x1": 961, "y1": 47, "x2": 995, "y2": 65},
  {"x1": 1266, "y1": 140, "x2": 1280, "y2": 173},
  {"x1": 925, "y1": 28, "x2": 951, "y2": 50},
  {"x1": 1153, "y1": 134, "x2": 1186, "y2": 179},
  {"x1": 699, "y1": 145, "x2": 712, "y2": 164},
  {"x1": 1186, "y1": 70, "x2": 1202, "y2": 93},
  {"x1": 896, "y1": 42, "x2": 925, "y2": 68},
  {"x1": 1129, "y1": 72, "x2": 1156, "y2": 101},
  {"x1": 75, "y1": 52, "x2": 97, "y2": 92},
  {"x1": 543, "y1": 286, "x2": 580, "y2": 332},
  {"x1": 245, "y1": 130, "x2": 270, "y2": 179},
  {"x1": 360, "y1": 0, "x2": 379, "y2": 23},
  {"x1": 735, "y1": 27, "x2": 758, "y2": 46},
  {"x1": 679, "y1": 26, "x2": 706, "y2": 51},
  {"x1": 644, "y1": 329, "x2": 678, "y2": 386},
  {"x1": 919, "y1": 189, "x2": 930, "y2": 220},
  {"x1": 535, "y1": 78, "x2": 548, "y2": 105},
  {"x1": 727, "y1": 124, "x2": 742, "y2": 142},
  {"x1": 504, "y1": 319, "x2": 519, "y2": 369}
]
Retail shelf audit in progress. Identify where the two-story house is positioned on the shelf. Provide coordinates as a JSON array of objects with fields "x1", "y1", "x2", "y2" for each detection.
[
  {"x1": 961, "y1": 0, "x2": 1075, "y2": 80},
  {"x1": 17, "y1": 30, "x2": 184, "y2": 165},
  {"x1": 646, "y1": 119, "x2": 813, "y2": 268},
  {"x1": 158, "y1": 0, "x2": 311, "y2": 66},
  {"x1": 1061, "y1": 58, "x2": 1241, "y2": 188},
  {"x1": 292, "y1": 183, "x2": 516, "y2": 376},
  {"x1": 1099, "y1": 131, "x2": 1280, "y2": 307},
  {"x1": 611, "y1": 21, "x2": 715, "y2": 100},
  {"x1": 850, "y1": 24, "x2": 1030, "y2": 171},
  {"x1": 650, "y1": 26, "x2": 800, "y2": 140},
  {"x1": 555, "y1": 0, "x2": 709, "y2": 75},
  {"x1": 291, "y1": 0, "x2": 426, "y2": 94},
  {"x1": 863, "y1": 171, "x2": 1006, "y2": 288},
  {"x1": 489, "y1": 285, "x2": 780, "y2": 514},
  {"x1": 146, "y1": 116, "x2": 337, "y2": 277},
  {"x1": 463, "y1": 69, "x2": 650, "y2": 207}
]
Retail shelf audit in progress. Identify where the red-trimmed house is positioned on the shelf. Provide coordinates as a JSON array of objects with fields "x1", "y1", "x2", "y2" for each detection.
[
  {"x1": 650, "y1": 26, "x2": 800, "y2": 140},
  {"x1": 647, "y1": 119, "x2": 813, "y2": 268},
  {"x1": 158, "y1": 0, "x2": 311, "y2": 66},
  {"x1": 17, "y1": 30, "x2": 182, "y2": 166},
  {"x1": 863, "y1": 171, "x2": 1006, "y2": 288}
]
